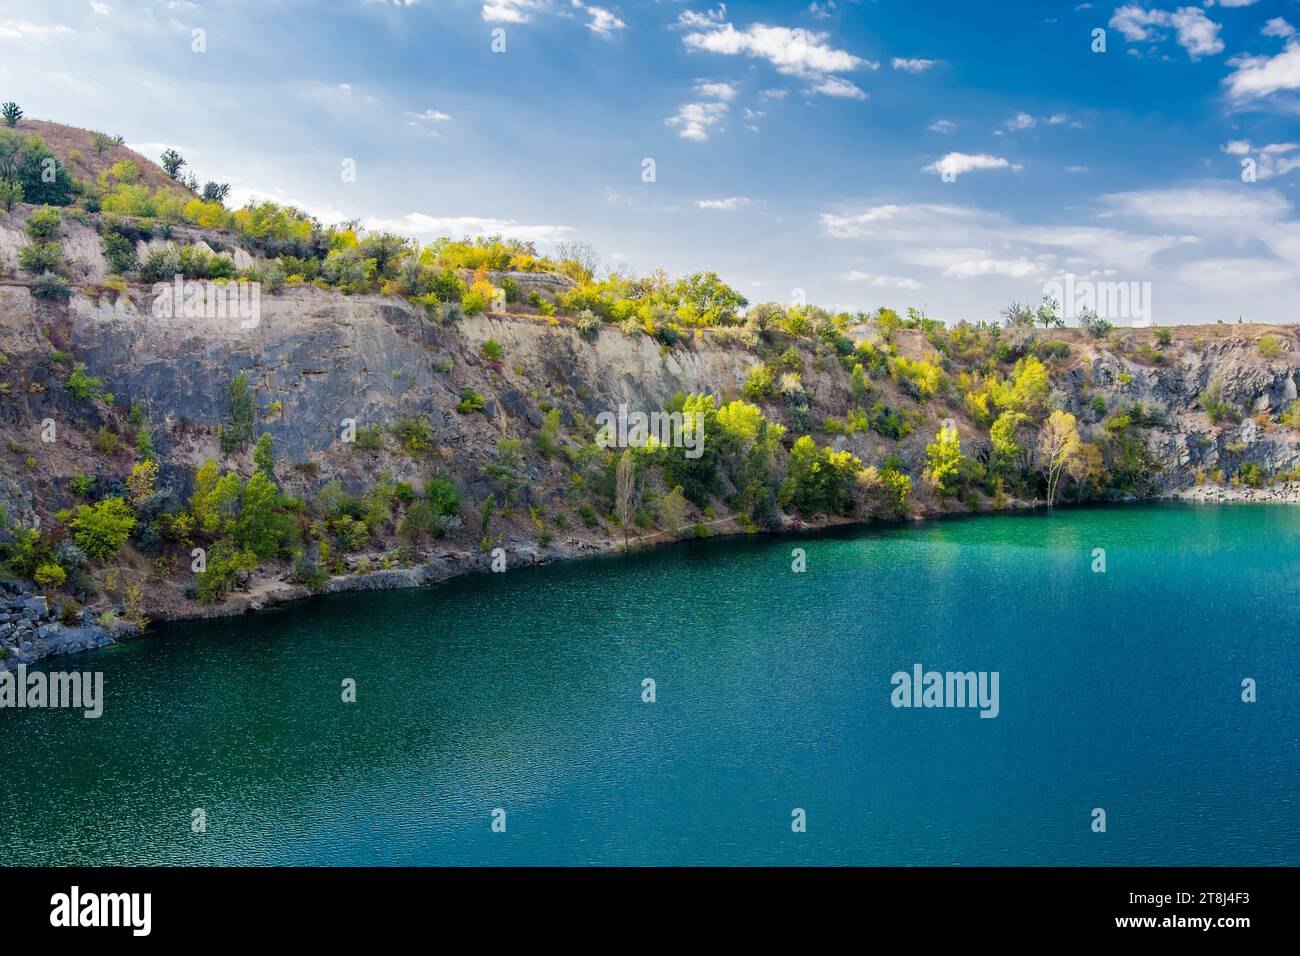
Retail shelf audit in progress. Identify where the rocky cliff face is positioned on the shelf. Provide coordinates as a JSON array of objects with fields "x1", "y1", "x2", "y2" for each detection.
[{"x1": 2, "y1": 213, "x2": 1299, "y2": 667}]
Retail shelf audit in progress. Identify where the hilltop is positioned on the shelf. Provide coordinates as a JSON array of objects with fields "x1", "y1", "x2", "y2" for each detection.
[{"x1": 1, "y1": 116, "x2": 1298, "y2": 666}]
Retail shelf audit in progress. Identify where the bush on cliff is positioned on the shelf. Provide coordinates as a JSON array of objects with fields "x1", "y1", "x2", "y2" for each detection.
[{"x1": 71, "y1": 497, "x2": 136, "y2": 561}]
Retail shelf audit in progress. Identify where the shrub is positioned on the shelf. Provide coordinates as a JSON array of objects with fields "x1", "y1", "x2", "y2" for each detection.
[
  {"x1": 880, "y1": 466, "x2": 912, "y2": 518},
  {"x1": 1081, "y1": 308, "x2": 1112, "y2": 338},
  {"x1": 481, "y1": 338, "x2": 504, "y2": 361},
  {"x1": 424, "y1": 476, "x2": 462, "y2": 519},
  {"x1": 1238, "y1": 462, "x2": 1265, "y2": 488},
  {"x1": 220, "y1": 374, "x2": 257, "y2": 453},
  {"x1": 1258, "y1": 335, "x2": 1282, "y2": 359},
  {"x1": 1198, "y1": 382, "x2": 1239, "y2": 425},
  {"x1": 30, "y1": 272, "x2": 72, "y2": 301},
  {"x1": 742, "y1": 363, "x2": 775, "y2": 400},
  {"x1": 18, "y1": 242, "x2": 63, "y2": 275},
  {"x1": 71, "y1": 497, "x2": 136, "y2": 561},
  {"x1": 25, "y1": 206, "x2": 62, "y2": 240},
  {"x1": 102, "y1": 230, "x2": 137, "y2": 275},
  {"x1": 290, "y1": 547, "x2": 329, "y2": 588},
  {"x1": 575, "y1": 310, "x2": 602, "y2": 341},
  {"x1": 33, "y1": 562, "x2": 67, "y2": 588},
  {"x1": 392, "y1": 417, "x2": 435, "y2": 457},
  {"x1": 65, "y1": 362, "x2": 102, "y2": 400},
  {"x1": 354, "y1": 426, "x2": 385, "y2": 451},
  {"x1": 195, "y1": 544, "x2": 258, "y2": 603},
  {"x1": 456, "y1": 388, "x2": 485, "y2": 414}
]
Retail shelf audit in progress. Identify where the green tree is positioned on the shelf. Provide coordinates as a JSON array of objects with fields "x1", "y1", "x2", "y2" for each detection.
[
  {"x1": 160, "y1": 148, "x2": 186, "y2": 180},
  {"x1": 424, "y1": 476, "x2": 462, "y2": 518},
  {"x1": 71, "y1": 497, "x2": 136, "y2": 560},
  {"x1": 200, "y1": 181, "x2": 231, "y2": 204},
  {"x1": 880, "y1": 465, "x2": 912, "y2": 518},
  {"x1": 0, "y1": 179, "x2": 21, "y2": 212},
  {"x1": 195, "y1": 542, "x2": 257, "y2": 603},
  {"x1": 252, "y1": 433, "x2": 275, "y2": 477},
  {"x1": 16, "y1": 137, "x2": 73, "y2": 205},
  {"x1": 787, "y1": 435, "x2": 862, "y2": 516},
  {"x1": 234, "y1": 471, "x2": 286, "y2": 558},
  {"x1": 990, "y1": 411, "x2": 1030, "y2": 474},
  {"x1": 659, "y1": 486, "x2": 687, "y2": 535},
  {"x1": 221, "y1": 374, "x2": 257, "y2": 453},
  {"x1": 674, "y1": 271, "x2": 748, "y2": 326},
  {"x1": 924, "y1": 424, "x2": 966, "y2": 495},
  {"x1": 189, "y1": 460, "x2": 220, "y2": 531},
  {"x1": 0, "y1": 102, "x2": 21, "y2": 127}
]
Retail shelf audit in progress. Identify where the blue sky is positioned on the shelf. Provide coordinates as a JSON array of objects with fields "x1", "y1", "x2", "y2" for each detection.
[{"x1": 3, "y1": 0, "x2": 1300, "y2": 323}]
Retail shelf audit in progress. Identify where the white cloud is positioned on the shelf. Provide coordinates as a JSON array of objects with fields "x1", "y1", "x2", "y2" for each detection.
[
  {"x1": 1003, "y1": 112, "x2": 1036, "y2": 131},
  {"x1": 1103, "y1": 184, "x2": 1292, "y2": 223},
  {"x1": 1178, "y1": 257, "x2": 1292, "y2": 291},
  {"x1": 403, "y1": 109, "x2": 451, "y2": 135},
  {"x1": 365, "y1": 212, "x2": 573, "y2": 244},
  {"x1": 811, "y1": 75, "x2": 866, "y2": 99},
  {"x1": 405, "y1": 109, "x2": 450, "y2": 122},
  {"x1": 922, "y1": 152, "x2": 1018, "y2": 177},
  {"x1": 820, "y1": 187, "x2": 1300, "y2": 319},
  {"x1": 683, "y1": 22, "x2": 872, "y2": 74},
  {"x1": 90, "y1": 1, "x2": 113, "y2": 16},
  {"x1": 819, "y1": 203, "x2": 976, "y2": 240},
  {"x1": 1109, "y1": 6, "x2": 1223, "y2": 59},
  {"x1": 928, "y1": 119, "x2": 955, "y2": 133},
  {"x1": 666, "y1": 100, "x2": 727, "y2": 140},
  {"x1": 1109, "y1": 6, "x2": 1168, "y2": 42},
  {"x1": 1223, "y1": 40, "x2": 1300, "y2": 100},
  {"x1": 759, "y1": 88, "x2": 788, "y2": 100},
  {"x1": 892, "y1": 57, "x2": 938, "y2": 73},
  {"x1": 1220, "y1": 141, "x2": 1300, "y2": 179},
  {"x1": 680, "y1": 16, "x2": 876, "y2": 98},
  {"x1": 696, "y1": 196, "x2": 752, "y2": 210},
  {"x1": 842, "y1": 271, "x2": 923, "y2": 289},
  {"x1": 1170, "y1": 8, "x2": 1223, "y2": 58},
  {"x1": 666, "y1": 83, "x2": 734, "y2": 141},
  {"x1": 481, "y1": 1, "x2": 545, "y2": 24},
  {"x1": 575, "y1": 3, "x2": 626, "y2": 39},
  {"x1": 944, "y1": 257, "x2": 1042, "y2": 279},
  {"x1": 0, "y1": 19, "x2": 73, "y2": 39},
  {"x1": 695, "y1": 81, "x2": 736, "y2": 101},
  {"x1": 1261, "y1": 18, "x2": 1295, "y2": 40}
]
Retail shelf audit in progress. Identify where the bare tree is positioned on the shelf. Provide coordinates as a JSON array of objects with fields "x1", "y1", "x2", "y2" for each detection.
[
  {"x1": 1037, "y1": 410, "x2": 1083, "y2": 506},
  {"x1": 615, "y1": 449, "x2": 635, "y2": 548},
  {"x1": 554, "y1": 240, "x2": 600, "y2": 283}
]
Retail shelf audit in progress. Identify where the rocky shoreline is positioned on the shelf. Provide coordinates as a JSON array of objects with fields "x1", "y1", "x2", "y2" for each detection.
[
  {"x1": 5, "y1": 489, "x2": 1298, "y2": 673},
  {"x1": 1163, "y1": 481, "x2": 1300, "y2": 504},
  {"x1": 0, "y1": 578, "x2": 141, "y2": 671}
]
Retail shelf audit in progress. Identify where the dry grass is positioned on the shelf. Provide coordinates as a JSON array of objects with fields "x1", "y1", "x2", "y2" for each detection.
[{"x1": 10, "y1": 117, "x2": 177, "y2": 192}]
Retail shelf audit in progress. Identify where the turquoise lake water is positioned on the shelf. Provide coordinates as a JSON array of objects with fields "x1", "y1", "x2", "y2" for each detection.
[{"x1": 1, "y1": 503, "x2": 1296, "y2": 865}]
